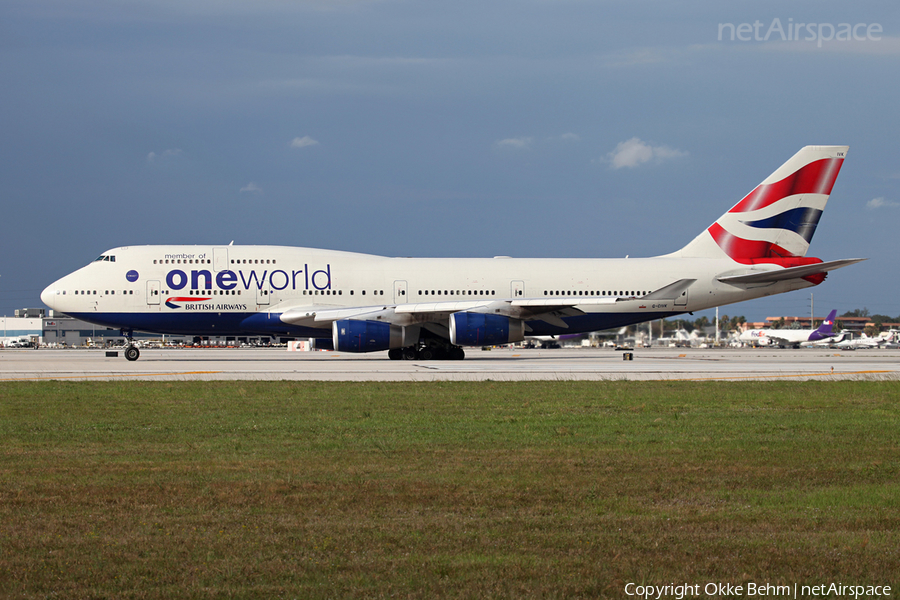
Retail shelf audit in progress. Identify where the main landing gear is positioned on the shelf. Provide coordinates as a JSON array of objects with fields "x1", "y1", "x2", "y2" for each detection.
[{"x1": 388, "y1": 341, "x2": 466, "y2": 361}]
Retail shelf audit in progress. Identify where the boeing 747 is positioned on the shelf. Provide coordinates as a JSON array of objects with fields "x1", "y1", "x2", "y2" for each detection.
[{"x1": 41, "y1": 145, "x2": 864, "y2": 361}]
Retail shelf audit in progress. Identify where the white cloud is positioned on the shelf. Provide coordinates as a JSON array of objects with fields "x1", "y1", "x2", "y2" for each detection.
[
  {"x1": 598, "y1": 48, "x2": 670, "y2": 68},
  {"x1": 147, "y1": 148, "x2": 183, "y2": 162},
  {"x1": 291, "y1": 135, "x2": 319, "y2": 148},
  {"x1": 240, "y1": 182, "x2": 263, "y2": 194},
  {"x1": 605, "y1": 137, "x2": 687, "y2": 169},
  {"x1": 495, "y1": 136, "x2": 533, "y2": 149},
  {"x1": 866, "y1": 197, "x2": 900, "y2": 209},
  {"x1": 553, "y1": 132, "x2": 581, "y2": 142}
]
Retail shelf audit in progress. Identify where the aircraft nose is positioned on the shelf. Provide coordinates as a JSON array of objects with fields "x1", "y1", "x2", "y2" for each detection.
[{"x1": 41, "y1": 283, "x2": 58, "y2": 309}]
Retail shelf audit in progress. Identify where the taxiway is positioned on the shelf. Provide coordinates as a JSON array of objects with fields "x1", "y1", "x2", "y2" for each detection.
[{"x1": 1, "y1": 346, "x2": 898, "y2": 382}]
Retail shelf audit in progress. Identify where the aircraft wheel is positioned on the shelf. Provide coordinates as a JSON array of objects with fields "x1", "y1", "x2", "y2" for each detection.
[
  {"x1": 449, "y1": 347, "x2": 465, "y2": 360},
  {"x1": 125, "y1": 346, "x2": 140, "y2": 362},
  {"x1": 388, "y1": 348, "x2": 402, "y2": 360},
  {"x1": 402, "y1": 347, "x2": 419, "y2": 360},
  {"x1": 419, "y1": 347, "x2": 435, "y2": 361}
]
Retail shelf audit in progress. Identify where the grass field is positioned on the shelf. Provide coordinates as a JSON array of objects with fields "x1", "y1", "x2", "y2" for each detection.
[{"x1": 0, "y1": 381, "x2": 898, "y2": 599}]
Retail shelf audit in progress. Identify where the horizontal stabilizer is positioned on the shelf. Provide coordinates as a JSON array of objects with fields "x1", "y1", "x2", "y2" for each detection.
[{"x1": 718, "y1": 258, "x2": 866, "y2": 285}]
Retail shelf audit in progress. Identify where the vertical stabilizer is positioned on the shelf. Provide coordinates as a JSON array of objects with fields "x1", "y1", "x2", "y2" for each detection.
[
  {"x1": 673, "y1": 146, "x2": 848, "y2": 262},
  {"x1": 809, "y1": 309, "x2": 838, "y2": 341}
]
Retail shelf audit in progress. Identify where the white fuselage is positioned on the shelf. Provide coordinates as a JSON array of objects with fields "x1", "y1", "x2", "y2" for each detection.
[{"x1": 41, "y1": 244, "x2": 812, "y2": 338}]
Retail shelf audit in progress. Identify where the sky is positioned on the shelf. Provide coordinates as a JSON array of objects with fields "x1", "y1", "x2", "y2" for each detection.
[{"x1": 2, "y1": 0, "x2": 899, "y2": 323}]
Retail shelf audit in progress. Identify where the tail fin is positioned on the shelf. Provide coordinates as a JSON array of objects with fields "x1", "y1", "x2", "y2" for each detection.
[
  {"x1": 675, "y1": 146, "x2": 848, "y2": 263},
  {"x1": 812, "y1": 309, "x2": 838, "y2": 338}
]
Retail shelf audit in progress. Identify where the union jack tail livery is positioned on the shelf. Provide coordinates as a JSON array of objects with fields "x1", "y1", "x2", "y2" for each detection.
[{"x1": 676, "y1": 145, "x2": 847, "y2": 264}]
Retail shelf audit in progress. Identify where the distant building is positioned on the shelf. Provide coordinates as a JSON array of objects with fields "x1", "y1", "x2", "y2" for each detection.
[
  {"x1": 0, "y1": 316, "x2": 43, "y2": 346},
  {"x1": 2, "y1": 308, "x2": 273, "y2": 348}
]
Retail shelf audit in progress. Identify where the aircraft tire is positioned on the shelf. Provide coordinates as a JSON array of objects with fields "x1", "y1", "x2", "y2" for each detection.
[
  {"x1": 125, "y1": 346, "x2": 140, "y2": 362},
  {"x1": 449, "y1": 347, "x2": 465, "y2": 360},
  {"x1": 402, "y1": 347, "x2": 418, "y2": 360},
  {"x1": 419, "y1": 347, "x2": 435, "y2": 360},
  {"x1": 388, "y1": 348, "x2": 402, "y2": 360}
]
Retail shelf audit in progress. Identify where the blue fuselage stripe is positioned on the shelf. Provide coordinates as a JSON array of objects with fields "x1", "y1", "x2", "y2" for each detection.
[{"x1": 65, "y1": 311, "x2": 681, "y2": 339}]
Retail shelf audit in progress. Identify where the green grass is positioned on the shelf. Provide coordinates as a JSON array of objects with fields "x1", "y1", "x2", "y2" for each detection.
[{"x1": 0, "y1": 381, "x2": 898, "y2": 598}]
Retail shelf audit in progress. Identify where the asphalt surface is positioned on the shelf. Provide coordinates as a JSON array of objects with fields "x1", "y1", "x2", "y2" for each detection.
[{"x1": 2, "y1": 346, "x2": 899, "y2": 381}]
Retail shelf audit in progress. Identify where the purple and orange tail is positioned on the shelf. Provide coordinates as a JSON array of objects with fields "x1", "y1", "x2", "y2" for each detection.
[{"x1": 674, "y1": 146, "x2": 848, "y2": 266}]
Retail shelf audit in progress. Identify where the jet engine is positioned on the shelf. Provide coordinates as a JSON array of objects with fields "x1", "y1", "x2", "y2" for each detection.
[
  {"x1": 333, "y1": 320, "x2": 418, "y2": 353},
  {"x1": 449, "y1": 312, "x2": 525, "y2": 346}
]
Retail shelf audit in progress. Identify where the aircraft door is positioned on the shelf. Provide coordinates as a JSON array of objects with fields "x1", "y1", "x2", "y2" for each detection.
[
  {"x1": 675, "y1": 288, "x2": 688, "y2": 307},
  {"x1": 511, "y1": 280, "x2": 525, "y2": 298},
  {"x1": 257, "y1": 280, "x2": 271, "y2": 305},
  {"x1": 213, "y1": 247, "x2": 229, "y2": 272},
  {"x1": 147, "y1": 280, "x2": 160, "y2": 305},
  {"x1": 393, "y1": 280, "x2": 408, "y2": 304}
]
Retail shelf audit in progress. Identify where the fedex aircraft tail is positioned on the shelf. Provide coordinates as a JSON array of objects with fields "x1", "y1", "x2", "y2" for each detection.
[
  {"x1": 810, "y1": 309, "x2": 838, "y2": 341},
  {"x1": 675, "y1": 146, "x2": 848, "y2": 263}
]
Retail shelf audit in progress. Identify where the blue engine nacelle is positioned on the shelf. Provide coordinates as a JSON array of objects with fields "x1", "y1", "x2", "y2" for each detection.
[
  {"x1": 449, "y1": 312, "x2": 525, "y2": 346},
  {"x1": 332, "y1": 319, "x2": 406, "y2": 353}
]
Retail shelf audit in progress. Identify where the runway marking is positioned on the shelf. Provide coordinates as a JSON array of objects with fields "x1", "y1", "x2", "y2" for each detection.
[
  {"x1": 670, "y1": 370, "x2": 893, "y2": 381},
  {"x1": 0, "y1": 371, "x2": 223, "y2": 381}
]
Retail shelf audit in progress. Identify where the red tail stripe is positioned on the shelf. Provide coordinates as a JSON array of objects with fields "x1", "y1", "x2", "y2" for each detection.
[
  {"x1": 729, "y1": 157, "x2": 843, "y2": 214},
  {"x1": 708, "y1": 223, "x2": 798, "y2": 262}
]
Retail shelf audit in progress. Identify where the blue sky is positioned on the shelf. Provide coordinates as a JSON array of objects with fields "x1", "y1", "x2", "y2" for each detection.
[{"x1": 2, "y1": 0, "x2": 898, "y2": 322}]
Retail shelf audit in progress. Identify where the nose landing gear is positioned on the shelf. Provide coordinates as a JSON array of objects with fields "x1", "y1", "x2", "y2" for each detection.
[
  {"x1": 125, "y1": 345, "x2": 140, "y2": 361},
  {"x1": 121, "y1": 329, "x2": 140, "y2": 361}
]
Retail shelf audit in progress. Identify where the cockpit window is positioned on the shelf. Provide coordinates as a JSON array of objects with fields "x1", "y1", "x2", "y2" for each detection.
[{"x1": 93, "y1": 255, "x2": 116, "y2": 262}]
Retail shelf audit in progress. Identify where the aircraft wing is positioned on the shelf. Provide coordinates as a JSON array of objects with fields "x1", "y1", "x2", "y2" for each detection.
[
  {"x1": 718, "y1": 258, "x2": 866, "y2": 285},
  {"x1": 279, "y1": 278, "x2": 697, "y2": 331},
  {"x1": 279, "y1": 304, "x2": 395, "y2": 328},
  {"x1": 280, "y1": 299, "x2": 583, "y2": 331}
]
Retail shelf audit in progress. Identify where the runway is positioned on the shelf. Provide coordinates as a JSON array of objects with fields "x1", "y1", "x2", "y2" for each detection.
[{"x1": 2, "y1": 346, "x2": 899, "y2": 381}]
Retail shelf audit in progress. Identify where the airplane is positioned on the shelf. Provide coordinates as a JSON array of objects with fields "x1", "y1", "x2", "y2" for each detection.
[
  {"x1": 834, "y1": 330, "x2": 896, "y2": 350},
  {"x1": 738, "y1": 309, "x2": 840, "y2": 348},
  {"x1": 41, "y1": 145, "x2": 864, "y2": 361}
]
